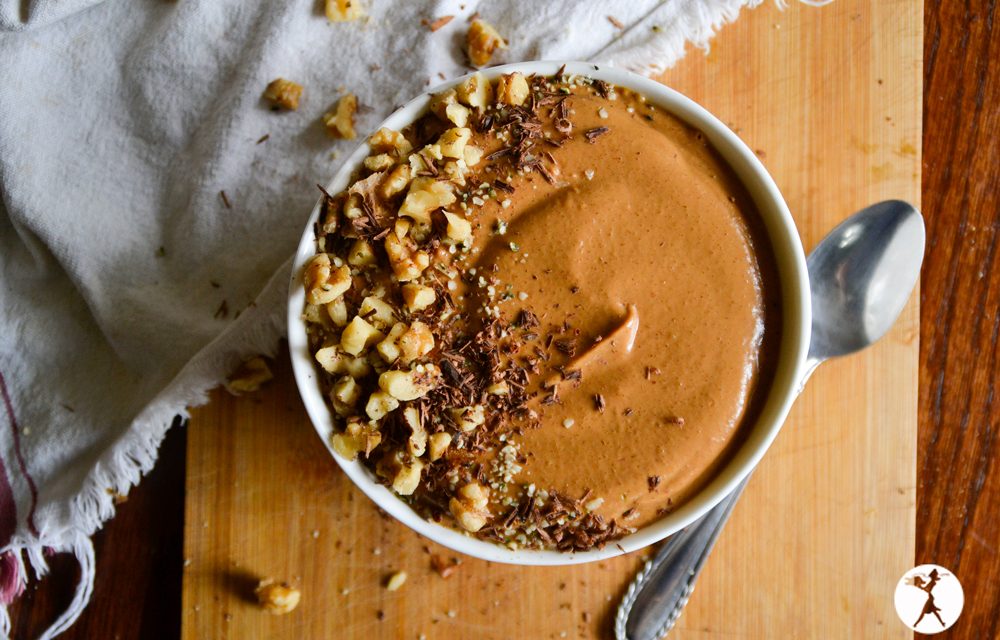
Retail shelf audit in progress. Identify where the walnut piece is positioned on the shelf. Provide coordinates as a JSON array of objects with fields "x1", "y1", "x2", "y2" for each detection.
[
  {"x1": 225, "y1": 357, "x2": 273, "y2": 395},
  {"x1": 401, "y1": 284, "x2": 436, "y2": 312},
  {"x1": 331, "y1": 417, "x2": 381, "y2": 459},
  {"x1": 384, "y1": 231, "x2": 431, "y2": 281},
  {"x1": 379, "y1": 367, "x2": 435, "y2": 401},
  {"x1": 398, "y1": 177, "x2": 455, "y2": 225},
  {"x1": 369, "y1": 127, "x2": 412, "y2": 157},
  {"x1": 263, "y1": 78, "x2": 303, "y2": 111},
  {"x1": 496, "y1": 72, "x2": 529, "y2": 106},
  {"x1": 325, "y1": 0, "x2": 364, "y2": 22},
  {"x1": 449, "y1": 482, "x2": 490, "y2": 532},
  {"x1": 255, "y1": 580, "x2": 301, "y2": 615},
  {"x1": 466, "y1": 19, "x2": 507, "y2": 67},
  {"x1": 456, "y1": 72, "x2": 493, "y2": 109},
  {"x1": 427, "y1": 432, "x2": 452, "y2": 461},
  {"x1": 303, "y1": 254, "x2": 352, "y2": 305},
  {"x1": 323, "y1": 94, "x2": 358, "y2": 139}
]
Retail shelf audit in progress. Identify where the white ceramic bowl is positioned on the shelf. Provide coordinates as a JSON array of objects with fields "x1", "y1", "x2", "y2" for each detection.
[{"x1": 288, "y1": 60, "x2": 811, "y2": 565}]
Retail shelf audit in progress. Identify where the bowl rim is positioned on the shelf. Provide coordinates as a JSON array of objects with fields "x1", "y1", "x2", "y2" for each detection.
[{"x1": 286, "y1": 60, "x2": 811, "y2": 566}]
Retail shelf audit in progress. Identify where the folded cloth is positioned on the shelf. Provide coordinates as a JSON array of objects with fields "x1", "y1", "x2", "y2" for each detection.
[{"x1": 0, "y1": 0, "x2": 784, "y2": 636}]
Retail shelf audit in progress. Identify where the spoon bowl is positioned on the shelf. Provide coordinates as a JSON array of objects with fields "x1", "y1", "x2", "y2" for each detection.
[{"x1": 807, "y1": 200, "x2": 925, "y2": 360}]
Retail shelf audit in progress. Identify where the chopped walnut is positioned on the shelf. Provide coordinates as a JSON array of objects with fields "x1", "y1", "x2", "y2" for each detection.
[
  {"x1": 255, "y1": 580, "x2": 301, "y2": 615},
  {"x1": 384, "y1": 231, "x2": 431, "y2": 281},
  {"x1": 456, "y1": 72, "x2": 493, "y2": 109},
  {"x1": 331, "y1": 417, "x2": 381, "y2": 459},
  {"x1": 324, "y1": 94, "x2": 358, "y2": 139},
  {"x1": 325, "y1": 0, "x2": 364, "y2": 22},
  {"x1": 303, "y1": 254, "x2": 352, "y2": 305},
  {"x1": 449, "y1": 482, "x2": 490, "y2": 532},
  {"x1": 398, "y1": 177, "x2": 456, "y2": 225},
  {"x1": 341, "y1": 316, "x2": 384, "y2": 356},
  {"x1": 428, "y1": 432, "x2": 452, "y2": 461},
  {"x1": 466, "y1": 19, "x2": 507, "y2": 67},
  {"x1": 379, "y1": 367, "x2": 436, "y2": 401},
  {"x1": 401, "y1": 284, "x2": 436, "y2": 312},
  {"x1": 369, "y1": 127, "x2": 413, "y2": 156},
  {"x1": 496, "y1": 72, "x2": 529, "y2": 106},
  {"x1": 225, "y1": 356, "x2": 273, "y2": 395},
  {"x1": 263, "y1": 78, "x2": 303, "y2": 111}
]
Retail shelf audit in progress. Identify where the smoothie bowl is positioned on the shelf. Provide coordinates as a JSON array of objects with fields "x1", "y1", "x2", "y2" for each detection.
[{"x1": 287, "y1": 61, "x2": 810, "y2": 565}]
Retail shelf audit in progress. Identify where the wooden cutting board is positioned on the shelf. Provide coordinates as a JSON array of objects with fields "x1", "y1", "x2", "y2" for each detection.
[{"x1": 182, "y1": 1, "x2": 922, "y2": 637}]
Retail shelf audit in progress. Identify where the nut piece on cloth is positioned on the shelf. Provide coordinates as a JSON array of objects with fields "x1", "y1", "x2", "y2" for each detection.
[
  {"x1": 224, "y1": 357, "x2": 273, "y2": 395},
  {"x1": 255, "y1": 579, "x2": 301, "y2": 614},
  {"x1": 262, "y1": 78, "x2": 303, "y2": 111},
  {"x1": 324, "y1": 94, "x2": 358, "y2": 139},
  {"x1": 325, "y1": 0, "x2": 365, "y2": 22},
  {"x1": 466, "y1": 19, "x2": 507, "y2": 67}
]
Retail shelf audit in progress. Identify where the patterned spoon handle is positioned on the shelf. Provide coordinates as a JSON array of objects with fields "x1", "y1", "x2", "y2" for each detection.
[{"x1": 614, "y1": 478, "x2": 749, "y2": 640}]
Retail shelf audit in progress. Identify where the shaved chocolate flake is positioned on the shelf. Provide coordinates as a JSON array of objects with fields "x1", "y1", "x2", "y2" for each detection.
[
  {"x1": 594, "y1": 394, "x2": 606, "y2": 413},
  {"x1": 256, "y1": 133, "x2": 270, "y2": 144},
  {"x1": 476, "y1": 113, "x2": 495, "y2": 133},
  {"x1": 422, "y1": 15, "x2": 454, "y2": 31},
  {"x1": 517, "y1": 309, "x2": 540, "y2": 329},
  {"x1": 607, "y1": 15, "x2": 624, "y2": 29},
  {"x1": 593, "y1": 79, "x2": 611, "y2": 98},
  {"x1": 563, "y1": 368, "x2": 582, "y2": 382},
  {"x1": 624, "y1": 408, "x2": 634, "y2": 417},
  {"x1": 553, "y1": 338, "x2": 576, "y2": 356},
  {"x1": 541, "y1": 389, "x2": 560, "y2": 406},
  {"x1": 214, "y1": 299, "x2": 229, "y2": 319},
  {"x1": 584, "y1": 126, "x2": 610, "y2": 143},
  {"x1": 645, "y1": 366, "x2": 661, "y2": 380},
  {"x1": 554, "y1": 63, "x2": 567, "y2": 79},
  {"x1": 663, "y1": 416, "x2": 686, "y2": 426},
  {"x1": 485, "y1": 147, "x2": 512, "y2": 161},
  {"x1": 493, "y1": 179, "x2": 514, "y2": 193},
  {"x1": 647, "y1": 475, "x2": 661, "y2": 491},
  {"x1": 219, "y1": 190, "x2": 231, "y2": 209}
]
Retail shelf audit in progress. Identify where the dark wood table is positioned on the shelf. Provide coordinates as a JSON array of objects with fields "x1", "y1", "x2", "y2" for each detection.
[{"x1": 8, "y1": 1, "x2": 999, "y2": 637}]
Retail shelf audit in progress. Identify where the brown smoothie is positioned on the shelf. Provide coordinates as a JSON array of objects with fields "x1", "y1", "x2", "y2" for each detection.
[{"x1": 301, "y1": 70, "x2": 780, "y2": 551}]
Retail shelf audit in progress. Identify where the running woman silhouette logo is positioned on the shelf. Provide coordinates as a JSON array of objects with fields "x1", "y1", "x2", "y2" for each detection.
[{"x1": 894, "y1": 564, "x2": 964, "y2": 633}]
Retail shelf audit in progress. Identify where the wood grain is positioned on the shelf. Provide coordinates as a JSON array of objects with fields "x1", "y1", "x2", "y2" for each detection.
[
  {"x1": 181, "y1": 1, "x2": 923, "y2": 638},
  {"x1": 918, "y1": 0, "x2": 1000, "y2": 636}
]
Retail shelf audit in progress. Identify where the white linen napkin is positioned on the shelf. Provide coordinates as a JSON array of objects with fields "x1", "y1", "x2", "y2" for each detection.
[{"x1": 0, "y1": 0, "x2": 792, "y2": 636}]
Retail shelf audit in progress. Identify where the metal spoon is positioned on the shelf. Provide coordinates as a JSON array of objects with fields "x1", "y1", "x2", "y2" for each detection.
[{"x1": 614, "y1": 200, "x2": 925, "y2": 640}]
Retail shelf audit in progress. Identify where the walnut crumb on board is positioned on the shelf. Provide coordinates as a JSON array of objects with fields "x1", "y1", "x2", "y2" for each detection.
[{"x1": 255, "y1": 580, "x2": 301, "y2": 614}]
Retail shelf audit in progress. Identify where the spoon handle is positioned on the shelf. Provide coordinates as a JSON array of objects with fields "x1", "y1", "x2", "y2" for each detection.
[{"x1": 614, "y1": 478, "x2": 748, "y2": 640}]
